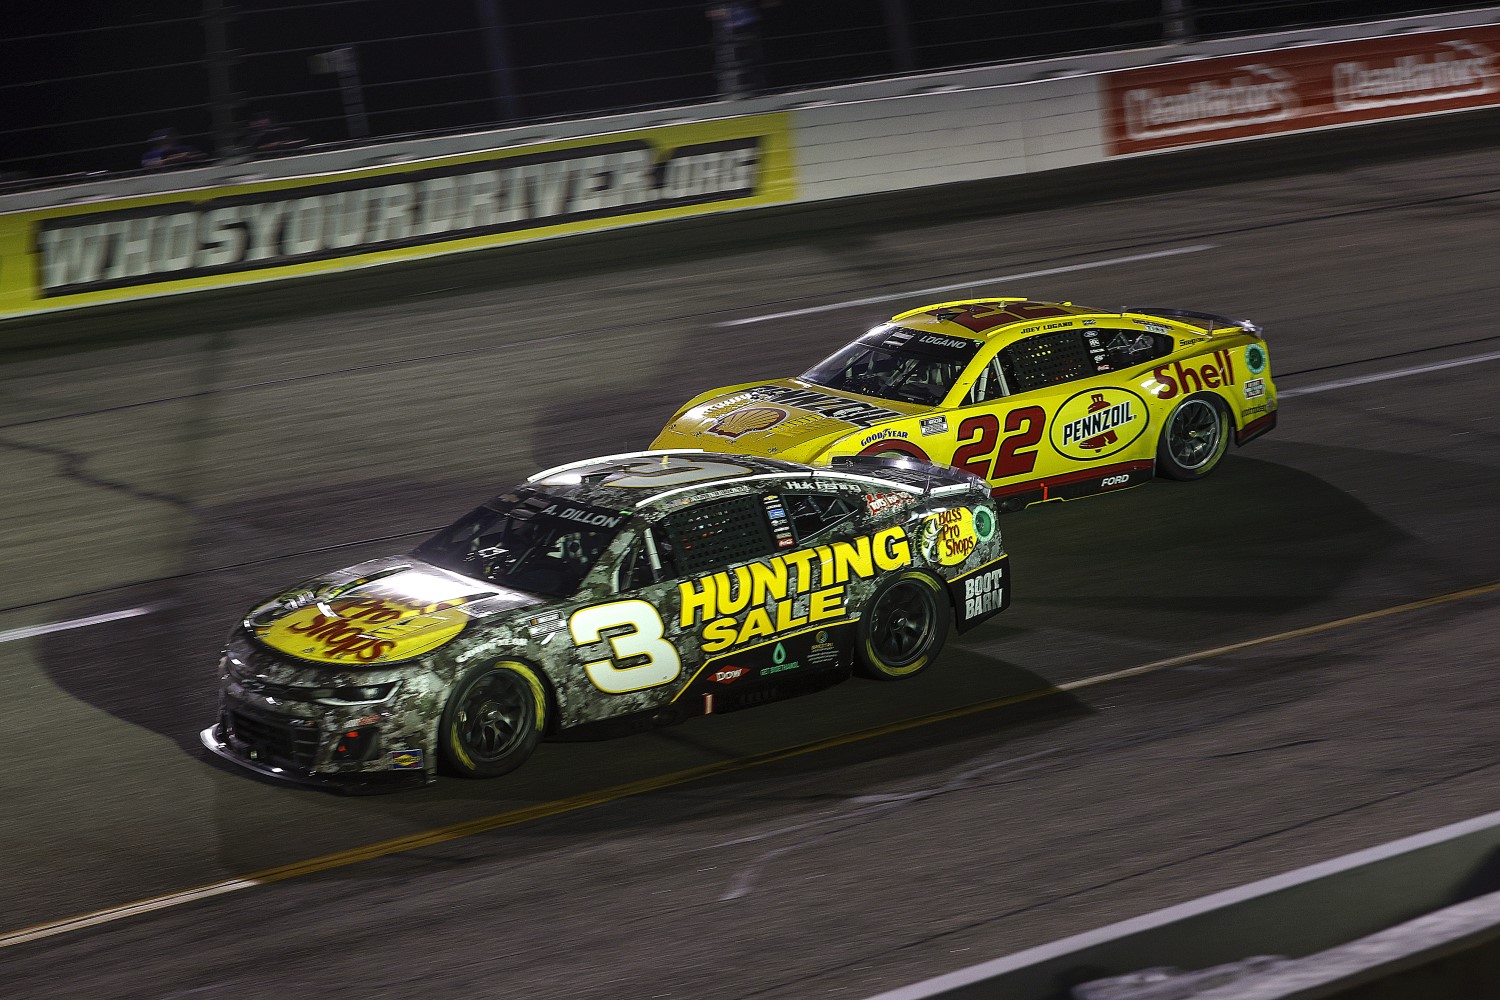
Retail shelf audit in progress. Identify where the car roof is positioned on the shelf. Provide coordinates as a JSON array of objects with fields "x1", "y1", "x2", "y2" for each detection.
[
  {"x1": 521, "y1": 450, "x2": 970, "y2": 514},
  {"x1": 886, "y1": 298, "x2": 1174, "y2": 347}
]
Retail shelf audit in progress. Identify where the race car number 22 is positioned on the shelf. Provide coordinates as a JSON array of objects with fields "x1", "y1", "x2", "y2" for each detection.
[
  {"x1": 570, "y1": 600, "x2": 682, "y2": 694},
  {"x1": 952, "y1": 407, "x2": 1046, "y2": 480}
]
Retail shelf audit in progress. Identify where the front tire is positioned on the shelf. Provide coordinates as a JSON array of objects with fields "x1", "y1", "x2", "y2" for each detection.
[
  {"x1": 1157, "y1": 393, "x2": 1229, "y2": 482},
  {"x1": 439, "y1": 661, "x2": 547, "y2": 779},
  {"x1": 856, "y1": 572, "x2": 950, "y2": 680}
]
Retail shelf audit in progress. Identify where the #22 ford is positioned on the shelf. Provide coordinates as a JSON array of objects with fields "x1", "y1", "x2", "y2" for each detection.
[
  {"x1": 653, "y1": 298, "x2": 1277, "y2": 509},
  {"x1": 202, "y1": 452, "x2": 1010, "y2": 790}
]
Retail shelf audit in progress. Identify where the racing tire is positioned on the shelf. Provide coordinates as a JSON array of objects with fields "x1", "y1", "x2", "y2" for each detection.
[
  {"x1": 1156, "y1": 393, "x2": 1230, "y2": 482},
  {"x1": 856, "y1": 571, "x2": 950, "y2": 681},
  {"x1": 439, "y1": 661, "x2": 547, "y2": 779}
]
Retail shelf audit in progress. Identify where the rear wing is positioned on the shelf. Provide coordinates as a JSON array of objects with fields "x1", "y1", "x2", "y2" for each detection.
[{"x1": 1122, "y1": 306, "x2": 1263, "y2": 338}]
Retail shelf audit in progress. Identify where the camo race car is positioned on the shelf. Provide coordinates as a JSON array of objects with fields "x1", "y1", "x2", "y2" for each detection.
[
  {"x1": 201, "y1": 451, "x2": 1009, "y2": 790},
  {"x1": 652, "y1": 299, "x2": 1277, "y2": 509}
]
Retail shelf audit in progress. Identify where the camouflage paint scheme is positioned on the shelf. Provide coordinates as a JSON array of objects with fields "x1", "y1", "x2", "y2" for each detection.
[
  {"x1": 651, "y1": 299, "x2": 1278, "y2": 509},
  {"x1": 202, "y1": 452, "x2": 1010, "y2": 790}
]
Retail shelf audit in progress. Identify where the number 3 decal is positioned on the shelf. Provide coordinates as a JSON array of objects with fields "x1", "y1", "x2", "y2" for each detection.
[{"x1": 570, "y1": 600, "x2": 683, "y2": 694}]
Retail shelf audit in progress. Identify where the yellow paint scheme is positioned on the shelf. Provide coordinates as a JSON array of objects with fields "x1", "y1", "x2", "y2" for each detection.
[{"x1": 651, "y1": 298, "x2": 1278, "y2": 507}]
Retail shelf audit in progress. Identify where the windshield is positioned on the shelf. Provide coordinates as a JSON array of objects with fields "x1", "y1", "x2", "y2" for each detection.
[
  {"x1": 802, "y1": 326, "x2": 983, "y2": 405},
  {"x1": 414, "y1": 492, "x2": 628, "y2": 597}
]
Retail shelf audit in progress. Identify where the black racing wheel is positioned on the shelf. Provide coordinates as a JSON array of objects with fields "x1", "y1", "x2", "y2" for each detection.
[
  {"x1": 856, "y1": 571, "x2": 949, "y2": 680},
  {"x1": 1157, "y1": 393, "x2": 1229, "y2": 481},
  {"x1": 439, "y1": 661, "x2": 548, "y2": 778}
]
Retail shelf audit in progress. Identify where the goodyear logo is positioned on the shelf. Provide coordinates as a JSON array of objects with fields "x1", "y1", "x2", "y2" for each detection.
[
  {"x1": 681, "y1": 526, "x2": 912, "y2": 653},
  {"x1": 256, "y1": 596, "x2": 468, "y2": 664},
  {"x1": 1050, "y1": 388, "x2": 1148, "y2": 461}
]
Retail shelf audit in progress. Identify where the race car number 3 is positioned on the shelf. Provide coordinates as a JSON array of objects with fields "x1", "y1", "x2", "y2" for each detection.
[{"x1": 570, "y1": 600, "x2": 682, "y2": 694}]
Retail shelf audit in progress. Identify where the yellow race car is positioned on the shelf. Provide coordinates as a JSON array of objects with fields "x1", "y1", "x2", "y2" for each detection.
[{"x1": 652, "y1": 298, "x2": 1277, "y2": 510}]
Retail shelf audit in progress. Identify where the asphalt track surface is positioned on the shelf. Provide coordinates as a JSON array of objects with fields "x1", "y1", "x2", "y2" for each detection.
[{"x1": 2, "y1": 118, "x2": 1499, "y2": 999}]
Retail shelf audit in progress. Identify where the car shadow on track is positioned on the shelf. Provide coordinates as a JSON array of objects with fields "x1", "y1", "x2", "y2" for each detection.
[{"x1": 24, "y1": 442, "x2": 1451, "y2": 883}]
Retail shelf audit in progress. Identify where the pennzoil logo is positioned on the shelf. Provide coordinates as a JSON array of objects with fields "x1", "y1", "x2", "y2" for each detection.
[
  {"x1": 1050, "y1": 388, "x2": 1148, "y2": 461},
  {"x1": 707, "y1": 406, "x2": 788, "y2": 439}
]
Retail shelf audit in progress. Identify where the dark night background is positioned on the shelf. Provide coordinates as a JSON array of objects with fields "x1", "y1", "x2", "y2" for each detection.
[{"x1": 0, "y1": 1, "x2": 1482, "y2": 182}]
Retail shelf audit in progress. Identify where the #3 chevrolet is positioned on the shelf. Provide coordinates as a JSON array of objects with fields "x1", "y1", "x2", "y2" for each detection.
[
  {"x1": 202, "y1": 451, "x2": 1010, "y2": 790},
  {"x1": 652, "y1": 298, "x2": 1277, "y2": 509}
]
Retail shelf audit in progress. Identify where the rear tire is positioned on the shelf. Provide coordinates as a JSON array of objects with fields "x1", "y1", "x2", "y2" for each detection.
[
  {"x1": 856, "y1": 572, "x2": 950, "y2": 680},
  {"x1": 439, "y1": 661, "x2": 547, "y2": 779},
  {"x1": 1157, "y1": 394, "x2": 1229, "y2": 482}
]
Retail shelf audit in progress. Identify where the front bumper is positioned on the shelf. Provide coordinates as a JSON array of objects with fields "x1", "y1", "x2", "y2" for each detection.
[
  {"x1": 202, "y1": 689, "x2": 437, "y2": 793},
  {"x1": 201, "y1": 721, "x2": 432, "y2": 794}
]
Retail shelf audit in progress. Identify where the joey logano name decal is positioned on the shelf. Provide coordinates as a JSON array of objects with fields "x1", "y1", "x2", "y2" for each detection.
[
  {"x1": 1050, "y1": 388, "x2": 1149, "y2": 461},
  {"x1": 38, "y1": 136, "x2": 767, "y2": 297},
  {"x1": 256, "y1": 596, "x2": 469, "y2": 664},
  {"x1": 681, "y1": 526, "x2": 912, "y2": 653}
]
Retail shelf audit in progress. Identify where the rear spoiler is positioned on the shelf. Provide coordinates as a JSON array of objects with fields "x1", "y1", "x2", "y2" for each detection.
[{"x1": 1121, "y1": 306, "x2": 1263, "y2": 338}]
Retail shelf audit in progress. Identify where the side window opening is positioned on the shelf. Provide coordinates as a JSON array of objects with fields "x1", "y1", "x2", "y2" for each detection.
[
  {"x1": 965, "y1": 356, "x2": 1010, "y2": 405},
  {"x1": 615, "y1": 526, "x2": 676, "y2": 592},
  {"x1": 781, "y1": 492, "x2": 860, "y2": 543},
  {"x1": 998, "y1": 330, "x2": 1093, "y2": 391},
  {"x1": 1094, "y1": 329, "x2": 1174, "y2": 370},
  {"x1": 663, "y1": 495, "x2": 777, "y2": 576}
]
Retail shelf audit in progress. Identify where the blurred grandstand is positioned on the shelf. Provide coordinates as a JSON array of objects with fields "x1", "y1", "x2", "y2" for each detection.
[{"x1": 1, "y1": 0, "x2": 1484, "y2": 189}]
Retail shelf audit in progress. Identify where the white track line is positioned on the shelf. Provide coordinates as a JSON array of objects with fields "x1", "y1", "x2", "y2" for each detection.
[
  {"x1": 0, "y1": 607, "x2": 154, "y2": 644},
  {"x1": 1280, "y1": 349, "x2": 1500, "y2": 397},
  {"x1": 713, "y1": 245, "x2": 1218, "y2": 327}
]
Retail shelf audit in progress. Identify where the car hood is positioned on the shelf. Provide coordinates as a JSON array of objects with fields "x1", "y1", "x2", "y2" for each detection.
[
  {"x1": 656, "y1": 378, "x2": 927, "y2": 461},
  {"x1": 245, "y1": 555, "x2": 546, "y2": 666}
]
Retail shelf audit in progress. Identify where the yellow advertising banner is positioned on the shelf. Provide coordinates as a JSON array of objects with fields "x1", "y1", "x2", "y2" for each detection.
[{"x1": 0, "y1": 114, "x2": 797, "y2": 316}]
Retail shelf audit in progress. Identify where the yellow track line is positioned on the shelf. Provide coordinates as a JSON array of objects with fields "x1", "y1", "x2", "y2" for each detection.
[{"x1": 5, "y1": 579, "x2": 1497, "y2": 950}]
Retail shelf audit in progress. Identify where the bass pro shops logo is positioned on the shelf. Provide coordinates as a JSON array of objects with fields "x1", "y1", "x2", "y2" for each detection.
[{"x1": 1050, "y1": 388, "x2": 1147, "y2": 461}]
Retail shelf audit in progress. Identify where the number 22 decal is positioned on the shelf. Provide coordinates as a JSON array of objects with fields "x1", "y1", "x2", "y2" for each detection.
[
  {"x1": 570, "y1": 600, "x2": 682, "y2": 694},
  {"x1": 952, "y1": 406, "x2": 1046, "y2": 480}
]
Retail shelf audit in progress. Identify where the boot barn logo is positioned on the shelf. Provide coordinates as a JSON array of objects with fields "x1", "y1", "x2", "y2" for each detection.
[{"x1": 36, "y1": 135, "x2": 766, "y2": 297}]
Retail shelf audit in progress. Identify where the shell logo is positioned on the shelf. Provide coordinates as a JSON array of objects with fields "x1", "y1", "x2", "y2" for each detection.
[
  {"x1": 255, "y1": 596, "x2": 469, "y2": 665},
  {"x1": 1049, "y1": 387, "x2": 1148, "y2": 461},
  {"x1": 706, "y1": 405, "x2": 788, "y2": 439}
]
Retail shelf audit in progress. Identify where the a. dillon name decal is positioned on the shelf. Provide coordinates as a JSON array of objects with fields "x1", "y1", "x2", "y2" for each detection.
[
  {"x1": 38, "y1": 136, "x2": 764, "y2": 297},
  {"x1": 1050, "y1": 388, "x2": 1149, "y2": 460},
  {"x1": 681, "y1": 526, "x2": 912, "y2": 653}
]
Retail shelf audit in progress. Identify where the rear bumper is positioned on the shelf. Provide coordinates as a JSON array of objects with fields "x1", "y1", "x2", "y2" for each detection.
[{"x1": 1236, "y1": 409, "x2": 1277, "y2": 446}]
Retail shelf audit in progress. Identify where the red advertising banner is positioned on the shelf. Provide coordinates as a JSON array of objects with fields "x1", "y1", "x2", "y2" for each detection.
[{"x1": 1104, "y1": 26, "x2": 1500, "y2": 155}]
